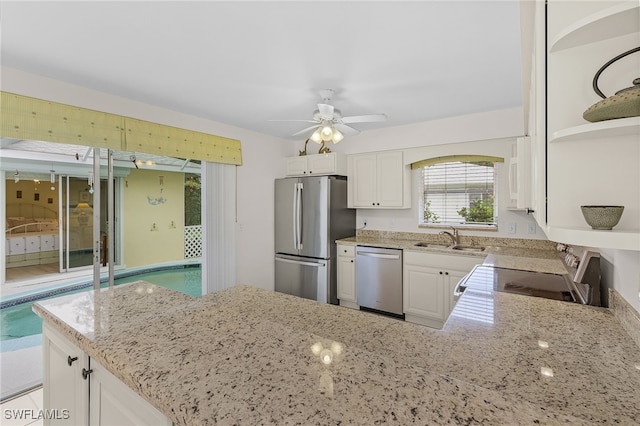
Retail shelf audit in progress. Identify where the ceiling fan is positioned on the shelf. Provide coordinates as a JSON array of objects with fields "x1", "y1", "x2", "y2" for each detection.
[{"x1": 272, "y1": 89, "x2": 387, "y2": 144}]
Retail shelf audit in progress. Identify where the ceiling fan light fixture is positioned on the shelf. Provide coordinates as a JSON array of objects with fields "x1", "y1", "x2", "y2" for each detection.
[
  {"x1": 310, "y1": 129, "x2": 323, "y2": 144},
  {"x1": 321, "y1": 124, "x2": 333, "y2": 141},
  {"x1": 331, "y1": 129, "x2": 344, "y2": 144}
]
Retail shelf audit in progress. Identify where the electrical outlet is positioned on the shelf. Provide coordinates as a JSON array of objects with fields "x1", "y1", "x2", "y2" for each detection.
[
  {"x1": 362, "y1": 218, "x2": 368, "y2": 228},
  {"x1": 508, "y1": 223, "x2": 517, "y2": 234},
  {"x1": 528, "y1": 222, "x2": 536, "y2": 234}
]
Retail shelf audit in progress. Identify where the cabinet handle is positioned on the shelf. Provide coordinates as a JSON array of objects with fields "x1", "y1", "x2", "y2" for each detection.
[
  {"x1": 439, "y1": 271, "x2": 443, "y2": 275},
  {"x1": 372, "y1": 203, "x2": 375, "y2": 206},
  {"x1": 82, "y1": 368, "x2": 93, "y2": 380},
  {"x1": 445, "y1": 272, "x2": 449, "y2": 275},
  {"x1": 67, "y1": 356, "x2": 78, "y2": 366},
  {"x1": 350, "y1": 259, "x2": 354, "y2": 263}
]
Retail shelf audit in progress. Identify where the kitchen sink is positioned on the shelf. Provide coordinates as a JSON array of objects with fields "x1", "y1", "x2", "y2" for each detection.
[
  {"x1": 450, "y1": 245, "x2": 485, "y2": 252},
  {"x1": 414, "y1": 242, "x2": 450, "y2": 248}
]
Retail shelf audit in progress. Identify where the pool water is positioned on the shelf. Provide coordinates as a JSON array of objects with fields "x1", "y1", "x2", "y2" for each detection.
[{"x1": 1, "y1": 267, "x2": 201, "y2": 343}]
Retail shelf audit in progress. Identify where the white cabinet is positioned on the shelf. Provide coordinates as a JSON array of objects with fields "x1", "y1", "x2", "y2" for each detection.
[
  {"x1": 403, "y1": 251, "x2": 481, "y2": 329},
  {"x1": 89, "y1": 362, "x2": 171, "y2": 426},
  {"x1": 537, "y1": 1, "x2": 640, "y2": 250},
  {"x1": 285, "y1": 152, "x2": 346, "y2": 176},
  {"x1": 43, "y1": 324, "x2": 89, "y2": 426},
  {"x1": 336, "y1": 244, "x2": 357, "y2": 309},
  {"x1": 42, "y1": 324, "x2": 171, "y2": 426},
  {"x1": 8, "y1": 236, "x2": 25, "y2": 255},
  {"x1": 347, "y1": 151, "x2": 411, "y2": 208}
]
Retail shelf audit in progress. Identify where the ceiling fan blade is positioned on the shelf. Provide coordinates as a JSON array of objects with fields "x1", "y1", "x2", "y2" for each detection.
[
  {"x1": 335, "y1": 123, "x2": 360, "y2": 136},
  {"x1": 317, "y1": 103, "x2": 334, "y2": 120},
  {"x1": 292, "y1": 124, "x2": 321, "y2": 137},
  {"x1": 341, "y1": 114, "x2": 387, "y2": 124},
  {"x1": 268, "y1": 119, "x2": 318, "y2": 123}
]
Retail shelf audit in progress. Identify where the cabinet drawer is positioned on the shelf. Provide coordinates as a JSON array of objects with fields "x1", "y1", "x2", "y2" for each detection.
[{"x1": 337, "y1": 245, "x2": 355, "y2": 257}]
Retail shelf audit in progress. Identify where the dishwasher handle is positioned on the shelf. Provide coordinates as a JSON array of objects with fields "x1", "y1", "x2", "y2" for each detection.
[{"x1": 356, "y1": 251, "x2": 400, "y2": 260}]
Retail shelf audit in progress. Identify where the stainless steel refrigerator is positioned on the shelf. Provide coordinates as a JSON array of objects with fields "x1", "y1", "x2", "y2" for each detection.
[{"x1": 275, "y1": 175, "x2": 355, "y2": 304}]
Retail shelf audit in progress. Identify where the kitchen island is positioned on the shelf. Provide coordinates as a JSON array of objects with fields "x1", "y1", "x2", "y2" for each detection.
[{"x1": 34, "y1": 279, "x2": 640, "y2": 425}]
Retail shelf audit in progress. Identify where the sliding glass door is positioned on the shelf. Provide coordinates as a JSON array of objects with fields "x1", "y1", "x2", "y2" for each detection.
[{"x1": 59, "y1": 176, "x2": 119, "y2": 271}]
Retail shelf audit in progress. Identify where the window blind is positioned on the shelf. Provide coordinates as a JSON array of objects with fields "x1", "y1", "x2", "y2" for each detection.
[{"x1": 422, "y1": 161, "x2": 496, "y2": 225}]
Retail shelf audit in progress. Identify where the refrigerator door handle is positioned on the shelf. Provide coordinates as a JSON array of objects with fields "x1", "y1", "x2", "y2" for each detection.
[
  {"x1": 292, "y1": 183, "x2": 298, "y2": 250},
  {"x1": 275, "y1": 257, "x2": 326, "y2": 268},
  {"x1": 295, "y1": 182, "x2": 303, "y2": 250}
]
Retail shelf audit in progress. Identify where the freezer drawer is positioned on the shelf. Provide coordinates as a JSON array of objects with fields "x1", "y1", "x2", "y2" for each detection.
[{"x1": 275, "y1": 254, "x2": 330, "y2": 303}]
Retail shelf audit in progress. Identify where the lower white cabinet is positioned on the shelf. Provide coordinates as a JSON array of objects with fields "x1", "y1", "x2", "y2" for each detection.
[
  {"x1": 403, "y1": 251, "x2": 482, "y2": 329},
  {"x1": 43, "y1": 324, "x2": 89, "y2": 426},
  {"x1": 42, "y1": 324, "x2": 171, "y2": 426},
  {"x1": 336, "y1": 244, "x2": 358, "y2": 309},
  {"x1": 89, "y1": 361, "x2": 171, "y2": 426}
]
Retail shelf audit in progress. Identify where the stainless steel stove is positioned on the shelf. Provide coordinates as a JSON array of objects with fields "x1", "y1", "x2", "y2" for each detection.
[{"x1": 455, "y1": 244, "x2": 602, "y2": 306}]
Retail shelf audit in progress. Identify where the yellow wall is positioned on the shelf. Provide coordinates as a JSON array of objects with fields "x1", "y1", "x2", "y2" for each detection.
[
  {"x1": 6, "y1": 179, "x2": 59, "y2": 216},
  {"x1": 123, "y1": 169, "x2": 185, "y2": 267}
]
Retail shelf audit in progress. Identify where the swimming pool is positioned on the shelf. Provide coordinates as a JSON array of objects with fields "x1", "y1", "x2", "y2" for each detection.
[{"x1": 0, "y1": 265, "x2": 201, "y2": 345}]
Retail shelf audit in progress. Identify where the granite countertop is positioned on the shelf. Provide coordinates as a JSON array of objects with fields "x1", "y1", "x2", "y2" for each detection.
[
  {"x1": 34, "y1": 282, "x2": 640, "y2": 425},
  {"x1": 337, "y1": 234, "x2": 568, "y2": 274}
]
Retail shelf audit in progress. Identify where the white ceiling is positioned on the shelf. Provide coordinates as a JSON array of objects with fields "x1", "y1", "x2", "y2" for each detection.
[{"x1": 0, "y1": 1, "x2": 524, "y2": 141}]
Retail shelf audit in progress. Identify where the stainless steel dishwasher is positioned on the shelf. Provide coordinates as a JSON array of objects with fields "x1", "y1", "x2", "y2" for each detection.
[{"x1": 356, "y1": 246, "x2": 403, "y2": 316}]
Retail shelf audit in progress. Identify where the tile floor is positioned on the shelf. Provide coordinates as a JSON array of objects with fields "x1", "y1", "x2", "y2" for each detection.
[{"x1": 0, "y1": 387, "x2": 44, "y2": 426}]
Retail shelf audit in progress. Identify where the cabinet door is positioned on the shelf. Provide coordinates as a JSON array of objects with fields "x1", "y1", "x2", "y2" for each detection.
[
  {"x1": 349, "y1": 154, "x2": 377, "y2": 207},
  {"x1": 337, "y1": 255, "x2": 356, "y2": 303},
  {"x1": 376, "y1": 151, "x2": 405, "y2": 207},
  {"x1": 89, "y1": 360, "x2": 171, "y2": 426},
  {"x1": 8, "y1": 237, "x2": 25, "y2": 255},
  {"x1": 285, "y1": 156, "x2": 308, "y2": 176},
  {"x1": 25, "y1": 236, "x2": 41, "y2": 253},
  {"x1": 42, "y1": 325, "x2": 89, "y2": 426},
  {"x1": 403, "y1": 264, "x2": 446, "y2": 321},
  {"x1": 41, "y1": 235, "x2": 56, "y2": 251},
  {"x1": 307, "y1": 153, "x2": 336, "y2": 175}
]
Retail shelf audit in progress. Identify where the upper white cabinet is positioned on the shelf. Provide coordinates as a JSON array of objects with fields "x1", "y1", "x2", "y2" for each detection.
[
  {"x1": 285, "y1": 152, "x2": 346, "y2": 176},
  {"x1": 347, "y1": 151, "x2": 411, "y2": 209},
  {"x1": 535, "y1": 0, "x2": 640, "y2": 250}
]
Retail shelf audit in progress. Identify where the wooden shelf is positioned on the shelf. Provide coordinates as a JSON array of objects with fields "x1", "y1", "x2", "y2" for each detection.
[
  {"x1": 550, "y1": 2, "x2": 639, "y2": 52},
  {"x1": 549, "y1": 117, "x2": 640, "y2": 143},
  {"x1": 545, "y1": 225, "x2": 640, "y2": 251}
]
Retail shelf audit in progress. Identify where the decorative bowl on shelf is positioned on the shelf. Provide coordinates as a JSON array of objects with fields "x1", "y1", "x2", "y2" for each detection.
[{"x1": 580, "y1": 205, "x2": 624, "y2": 230}]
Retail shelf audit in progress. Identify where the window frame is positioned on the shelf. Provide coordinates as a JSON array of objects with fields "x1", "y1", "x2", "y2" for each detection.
[{"x1": 416, "y1": 160, "x2": 499, "y2": 231}]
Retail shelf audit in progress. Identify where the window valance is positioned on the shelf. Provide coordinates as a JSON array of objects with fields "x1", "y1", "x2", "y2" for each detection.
[
  {"x1": 1, "y1": 91, "x2": 243, "y2": 165},
  {"x1": 410, "y1": 154, "x2": 504, "y2": 170}
]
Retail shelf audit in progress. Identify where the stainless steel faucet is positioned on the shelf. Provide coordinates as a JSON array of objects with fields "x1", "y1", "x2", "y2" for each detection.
[{"x1": 439, "y1": 226, "x2": 459, "y2": 246}]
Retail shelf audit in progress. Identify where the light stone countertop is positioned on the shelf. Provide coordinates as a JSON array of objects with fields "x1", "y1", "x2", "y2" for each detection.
[
  {"x1": 336, "y1": 234, "x2": 568, "y2": 274},
  {"x1": 34, "y1": 282, "x2": 640, "y2": 425}
]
